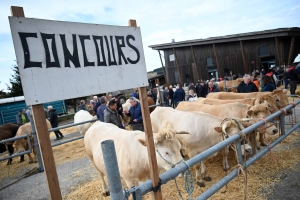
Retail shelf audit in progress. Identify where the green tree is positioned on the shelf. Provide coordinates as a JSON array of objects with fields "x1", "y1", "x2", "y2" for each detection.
[
  {"x1": 0, "y1": 81, "x2": 8, "y2": 98},
  {"x1": 6, "y1": 63, "x2": 24, "y2": 97}
]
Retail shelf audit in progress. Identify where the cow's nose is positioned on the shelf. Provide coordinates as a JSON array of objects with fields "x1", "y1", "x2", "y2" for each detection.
[{"x1": 273, "y1": 129, "x2": 278, "y2": 134}]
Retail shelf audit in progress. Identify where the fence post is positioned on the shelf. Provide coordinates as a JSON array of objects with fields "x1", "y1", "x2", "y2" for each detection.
[
  {"x1": 101, "y1": 140, "x2": 126, "y2": 200},
  {"x1": 280, "y1": 114, "x2": 286, "y2": 135},
  {"x1": 132, "y1": 186, "x2": 142, "y2": 200},
  {"x1": 235, "y1": 142, "x2": 244, "y2": 164}
]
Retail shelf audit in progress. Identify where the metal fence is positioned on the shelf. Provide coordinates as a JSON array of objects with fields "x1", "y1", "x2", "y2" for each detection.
[{"x1": 101, "y1": 100, "x2": 300, "y2": 200}]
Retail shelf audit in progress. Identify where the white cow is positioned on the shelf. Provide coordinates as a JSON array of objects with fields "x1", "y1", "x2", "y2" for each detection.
[
  {"x1": 151, "y1": 107, "x2": 252, "y2": 187},
  {"x1": 74, "y1": 110, "x2": 96, "y2": 135},
  {"x1": 84, "y1": 121, "x2": 187, "y2": 196}
]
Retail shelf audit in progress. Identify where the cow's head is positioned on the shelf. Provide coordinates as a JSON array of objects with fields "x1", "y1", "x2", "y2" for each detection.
[
  {"x1": 138, "y1": 123, "x2": 188, "y2": 170},
  {"x1": 13, "y1": 138, "x2": 27, "y2": 152},
  {"x1": 214, "y1": 118, "x2": 252, "y2": 156},
  {"x1": 272, "y1": 89, "x2": 292, "y2": 115},
  {"x1": 254, "y1": 94, "x2": 278, "y2": 113},
  {"x1": 246, "y1": 105, "x2": 278, "y2": 135}
]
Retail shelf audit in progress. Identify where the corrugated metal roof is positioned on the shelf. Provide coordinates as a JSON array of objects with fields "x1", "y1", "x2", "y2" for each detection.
[
  {"x1": 149, "y1": 27, "x2": 300, "y2": 50},
  {"x1": 0, "y1": 96, "x2": 25, "y2": 104}
]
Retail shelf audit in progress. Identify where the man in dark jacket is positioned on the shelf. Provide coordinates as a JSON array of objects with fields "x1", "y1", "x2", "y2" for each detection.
[
  {"x1": 124, "y1": 97, "x2": 143, "y2": 131},
  {"x1": 287, "y1": 62, "x2": 300, "y2": 95},
  {"x1": 169, "y1": 85, "x2": 175, "y2": 108},
  {"x1": 173, "y1": 86, "x2": 185, "y2": 107},
  {"x1": 97, "y1": 96, "x2": 107, "y2": 122},
  {"x1": 162, "y1": 87, "x2": 169, "y2": 106},
  {"x1": 48, "y1": 106, "x2": 64, "y2": 140},
  {"x1": 237, "y1": 74, "x2": 258, "y2": 93},
  {"x1": 207, "y1": 81, "x2": 220, "y2": 94},
  {"x1": 196, "y1": 81, "x2": 207, "y2": 97},
  {"x1": 104, "y1": 100, "x2": 123, "y2": 128}
]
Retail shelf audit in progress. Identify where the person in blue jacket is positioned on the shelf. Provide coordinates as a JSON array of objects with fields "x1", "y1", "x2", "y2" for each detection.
[
  {"x1": 173, "y1": 85, "x2": 185, "y2": 108},
  {"x1": 261, "y1": 75, "x2": 276, "y2": 92},
  {"x1": 124, "y1": 97, "x2": 144, "y2": 131}
]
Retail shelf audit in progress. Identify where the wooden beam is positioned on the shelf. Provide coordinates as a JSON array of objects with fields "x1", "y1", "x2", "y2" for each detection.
[
  {"x1": 275, "y1": 37, "x2": 282, "y2": 66},
  {"x1": 173, "y1": 48, "x2": 184, "y2": 86},
  {"x1": 129, "y1": 20, "x2": 162, "y2": 200},
  {"x1": 158, "y1": 50, "x2": 167, "y2": 83},
  {"x1": 288, "y1": 37, "x2": 296, "y2": 65},
  {"x1": 240, "y1": 41, "x2": 248, "y2": 74},
  {"x1": 213, "y1": 44, "x2": 222, "y2": 78},
  {"x1": 11, "y1": 6, "x2": 62, "y2": 200},
  {"x1": 191, "y1": 46, "x2": 201, "y2": 81}
]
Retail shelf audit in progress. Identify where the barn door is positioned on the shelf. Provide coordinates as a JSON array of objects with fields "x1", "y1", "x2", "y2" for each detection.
[{"x1": 192, "y1": 63, "x2": 200, "y2": 82}]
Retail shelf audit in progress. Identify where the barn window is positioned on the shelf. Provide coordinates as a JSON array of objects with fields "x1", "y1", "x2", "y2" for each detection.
[
  {"x1": 206, "y1": 57, "x2": 213, "y2": 66},
  {"x1": 259, "y1": 45, "x2": 269, "y2": 57}
]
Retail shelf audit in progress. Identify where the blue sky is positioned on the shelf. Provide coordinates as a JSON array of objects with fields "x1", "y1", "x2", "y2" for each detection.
[{"x1": 1, "y1": 0, "x2": 299, "y2": 92}]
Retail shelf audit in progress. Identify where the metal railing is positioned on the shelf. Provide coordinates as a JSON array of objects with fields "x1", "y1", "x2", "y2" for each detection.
[{"x1": 102, "y1": 100, "x2": 300, "y2": 200}]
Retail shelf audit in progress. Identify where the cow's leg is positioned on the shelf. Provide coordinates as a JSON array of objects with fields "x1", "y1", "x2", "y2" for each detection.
[
  {"x1": 32, "y1": 147, "x2": 38, "y2": 163},
  {"x1": 99, "y1": 171, "x2": 110, "y2": 196},
  {"x1": 259, "y1": 133, "x2": 267, "y2": 146},
  {"x1": 195, "y1": 163, "x2": 205, "y2": 187},
  {"x1": 222, "y1": 147, "x2": 230, "y2": 171},
  {"x1": 249, "y1": 131, "x2": 257, "y2": 154},
  {"x1": 27, "y1": 153, "x2": 34, "y2": 164},
  {"x1": 201, "y1": 160, "x2": 212, "y2": 181},
  {"x1": 20, "y1": 155, "x2": 25, "y2": 163},
  {"x1": 7, "y1": 145, "x2": 14, "y2": 165}
]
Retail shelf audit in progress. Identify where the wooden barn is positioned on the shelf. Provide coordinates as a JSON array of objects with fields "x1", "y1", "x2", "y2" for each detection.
[{"x1": 149, "y1": 27, "x2": 300, "y2": 85}]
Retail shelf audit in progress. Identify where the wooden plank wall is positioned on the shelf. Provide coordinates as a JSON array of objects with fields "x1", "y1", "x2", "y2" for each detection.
[{"x1": 163, "y1": 36, "x2": 299, "y2": 84}]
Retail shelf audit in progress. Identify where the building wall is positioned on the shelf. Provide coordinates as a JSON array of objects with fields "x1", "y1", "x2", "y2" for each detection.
[{"x1": 163, "y1": 35, "x2": 299, "y2": 84}]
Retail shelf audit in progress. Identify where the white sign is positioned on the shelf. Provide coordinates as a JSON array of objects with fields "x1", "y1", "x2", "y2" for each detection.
[
  {"x1": 169, "y1": 54, "x2": 175, "y2": 61},
  {"x1": 9, "y1": 17, "x2": 148, "y2": 105}
]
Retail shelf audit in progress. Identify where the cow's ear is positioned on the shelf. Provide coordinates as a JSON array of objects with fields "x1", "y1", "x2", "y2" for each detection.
[
  {"x1": 138, "y1": 139, "x2": 147, "y2": 147},
  {"x1": 214, "y1": 126, "x2": 223, "y2": 133},
  {"x1": 247, "y1": 110, "x2": 253, "y2": 117}
]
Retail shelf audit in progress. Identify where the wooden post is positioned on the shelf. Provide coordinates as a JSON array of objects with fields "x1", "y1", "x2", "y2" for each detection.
[
  {"x1": 173, "y1": 48, "x2": 184, "y2": 86},
  {"x1": 213, "y1": 44, "x2": 222, "y2": 78},
  {"x1": 156, "y1": 79, "x2": 162, "y2": 106},
  {"x1": 158, "y1": 50, "x2": 167, "y2": 83},
  {"x1": 191, "y1": 46, "x2": 201, "y2": 81},
  {"x1": 11, "y1": 6, "x2": 62, "y2": 200},
  {"x1": 240, "y1": 41, "x2": 249, "y2": 74},
  {"x1": 129, "y1": 19, "x2": 162, "y2": 200},
  {"x1": 288, "y1": 37, "x2": 296, "y2": 65},
  {"x1": 275, "y1": 37, "x2": 282, "y2": 66}
]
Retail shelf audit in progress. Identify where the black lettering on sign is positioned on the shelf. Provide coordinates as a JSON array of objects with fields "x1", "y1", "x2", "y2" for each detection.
[
  {"x1": 126, "y1": 35, "x2": 140, "y2": 64},
  {"x1": 79, "y1": 35, "x2": 95, "y2": 67},
  {"x1": 104, "y1": 36, "x2": 117, "y2": 66},
  {"x1": 18, "y1": 32, "x2": 42, "y2": 68},
  {"x1": 60, "y1": 34, "x2": 81, "y2": 68},
  {"x1": 93, "y1": 36, "x2": 107, "y2": 66},
  {"x1": 40, "y1": 33, "x2": 60, "y2": 68},
  {"x1": 115, "y1": 36, "x2": 128, "y2": 65}
]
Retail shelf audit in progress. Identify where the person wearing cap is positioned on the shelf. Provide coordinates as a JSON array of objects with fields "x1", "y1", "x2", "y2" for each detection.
[
  {"x1": 124, "y1": 97, "x2": 143, "y2": 131},
  {"x1": 48, "y1": 105, "x2": 64, "y2": 140},
  {"x1": 78, "y1": 100, "x2": 88, "y2": 111}
]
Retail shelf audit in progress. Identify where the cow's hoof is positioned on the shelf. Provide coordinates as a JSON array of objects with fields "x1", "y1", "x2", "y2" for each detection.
[
  {"x1": 223, "y1": 167, "x2": 230, "y2": 172},
  {"x1": 197, "y1": 182, "x2": 205, "y2": 187},
  {"x1": 102, "y1": 191, "x2": 110, "y2": 197},
  {"x1": 260, "y1": 142, "x2": 268, "y2": 146},
  {"x1": 19, "y1": 159, "x2": 25, "y2": 163},
  {"x1": 7, "y1": 161, "x2": 12, "y2": 166},
  {"x1": 34, "y1": 160, "x2": 38, "y2": 163},
  {"x1": 204, "y1": 176, "x2": 212, "y2": 181},
  {"x1": 29, "y1": 161, "x2": 33, "y2": 164}
]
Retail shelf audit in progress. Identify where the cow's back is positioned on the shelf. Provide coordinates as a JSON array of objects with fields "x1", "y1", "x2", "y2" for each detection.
[
  {"x1": 0, "y1": 124, "x2": 19, "y2": 140},
  {"x1": 206, "y1": 92, "x2": 269, "y2": 99},
  {"x1": 74, "y1": 110, "x2": 94, "y2": 135},
  {"x1": 196, "y1": 98, "x2": 255, "y2": 105}
]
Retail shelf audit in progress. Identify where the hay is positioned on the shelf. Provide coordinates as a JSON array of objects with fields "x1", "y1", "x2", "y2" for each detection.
[
  {"x1": 50, "y1": 126, "x2": 78, "y2": 138},
  {"x1": 63, "y1": 132, "x2": 300, "y2": 200}
]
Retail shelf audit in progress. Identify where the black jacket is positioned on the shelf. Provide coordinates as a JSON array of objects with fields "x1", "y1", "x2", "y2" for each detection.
[
  {"x1": 196, "y1": 83, "x2": 207, "y2": 97},
  {"x1": 49, "y1": 109, "x2": 59, "y2": 127},
  {"x1": 237, "y1": 81, "x2": 258, "y2": 93}
]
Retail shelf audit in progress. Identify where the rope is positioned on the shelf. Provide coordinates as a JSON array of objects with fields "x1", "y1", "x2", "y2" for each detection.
[
  {"x1": 0, "y1": 167, "x2": 39, "y2": 191},
  {"x1": 264, "y1": 135, "x2": 276, "y2": 162}
]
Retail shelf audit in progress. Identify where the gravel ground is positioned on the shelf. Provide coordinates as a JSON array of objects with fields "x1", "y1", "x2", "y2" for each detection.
[{"x1": 0, "y1": 107, "x2": 300, "y2": 199}]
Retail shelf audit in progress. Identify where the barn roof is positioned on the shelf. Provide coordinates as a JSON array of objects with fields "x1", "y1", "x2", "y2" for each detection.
[
  {"x1": 149, "y1": 27, "x2": 300, "y2": 50},
  {"x1": 0, "y1": 96, "x2": 25, "y2": 104}
]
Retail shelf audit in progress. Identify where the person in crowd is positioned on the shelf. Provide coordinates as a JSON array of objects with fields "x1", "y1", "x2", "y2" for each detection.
[
  {"x1": 44, "y1": 107, "x2": 49, "y2": 119},
  {"x1": 26, "y1": 106, "x2": 33, "y2": 122},
  {"x1": 173, "y1": 86, "x2": 185, "y2": 107},
  {"x1": 266, "y1": 66, "x2": 277, "y2": 88},
  {"x1": 78, "y1": 100, "x2": 88, "y2": 111},
  {"x1": 287, "y1": 62, "x2": 300, "y2": 95},
  {"x1": 96, "y1": 96, "x2": 108, "y2": 122},
  {"x1": 252, "y1": 73, "x2": 260, "y2": 91},
  {"x1": 237, "y1": 74, "x2": 258, "y2": 93},
  {"x1": 48, "y1": 105, "x2": 64, "y2": 140},
  {"x1": 112, "y1": 96, "x2": 124, "y2": 118},
  {"x1": 186, "y1": 89, "x2": 197, "y2": 101},
  {"x1": 169, "y1": 85, "x2": 175, "y2": 108},
  {"x1": 17, "y1": 110, "x2": 27, "y2": 125},
  {"x1": 93, "y1": 96, "x2": 100, "y2": 113},
  {"x1": 188, "y1": 82, "x2": 196, "y2": 93},
  {"x1": 104, "y1": 100, "x2": 124, "y2": 128},
  {"x1": 22, "y1": 109, "x2": 30, "y2": 122},
  {"x1": 207, "y1": 81, "x2": 220, "y2": 94},
  {"x1": 282, "y1": 67, "x2": 289, "y2": 89},
  {"x1": 152, "y1": 88, "x2": 157, "y2": 103},
  {"x1": 132, "y1": 90, "x2": 138, "y2": 98},
  {"x1": 261, "y1": 75, "x2": 276, "y2": 92},
  {"x1": 196, "y1": 81, "x2": 207, "y2": 97},
  {"x1": 124, "y1": 97, "x2": 143, "y2": 131},
  {"x1": 260, "y1": 68, "x2": 266, "y2": 75},
  {"x1": 162, "y1": 87, "x2": 169, "y2": 107}
]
